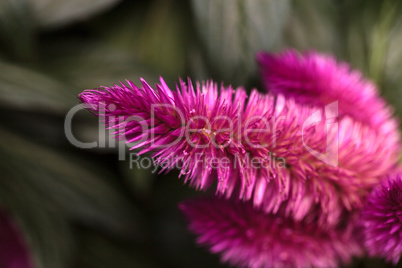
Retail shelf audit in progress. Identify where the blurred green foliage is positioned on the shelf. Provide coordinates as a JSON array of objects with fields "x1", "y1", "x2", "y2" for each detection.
[{"x1": 0, "y1": 0, "x2": 401, "y2": 267}]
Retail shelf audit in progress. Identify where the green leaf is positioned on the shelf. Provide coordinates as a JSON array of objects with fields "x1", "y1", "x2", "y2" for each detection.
[
  {"x1": 0, "y1": 128, "x2": 140, "y2": 236},
  {"x1": 341, "y1": 1, "x2": 398, "y2": 82},
  {"x1": 367, "y1": 1, "x2": 398, "y2": 86},
  {"x1": 0, "y1": 0, "x2": 35, "y2": 60},
  {"x1": 383, "y1": 13, "x2": 402, "y2": 120},
  {"x1": 0, "y1": 61, "x2": 77, "y2": 113},
  {"x1": 133, "y1": 0, "x2": 188, "y2": 78},
  {"x1": 283, "y1": 0, "x2": 339, "y2": 53},
  {"x1": 191, "y1": 0, "x2": 290, "y2": 84},
  {"x1": 74, "y1": 230, "x2": 160, "y2": 268},
  {"x1": 28, "y1": 0, "x2": 122, "y2": 29},
  {"x1": 40, "y1": 43, "x2": 160, "y2": 89},
  {"x1": 90, "y1": 0, "x2": 189, "y2": 80},
  {"x1": 333, "y1": 1, "x2": 402, "y2": 120},
  {"x1": 0, "y1": 174, "x2": 74, "y2": 268},
  {"x1": 119, "y1": 160, "x2": 155, "y2": 199}
]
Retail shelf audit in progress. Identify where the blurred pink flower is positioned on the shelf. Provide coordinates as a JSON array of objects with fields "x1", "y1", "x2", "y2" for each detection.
[
  {"x1": 360, "y1": 175, "x2": 402, "y2": 264},
  {"x1": 257, "y1": 50, "x2": 400, "y2": 148},
  {"x1": 180, "y1": 196, "x2": 362, "y2": 268},
  {"x1": 0, "y1": 209, "x2": 33, "y2": 268}
]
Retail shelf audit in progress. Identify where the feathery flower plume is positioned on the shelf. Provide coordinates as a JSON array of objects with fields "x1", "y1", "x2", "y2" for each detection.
[
  {"x1": 360, "y1": 175, "x2": 402, "y2": 264},
  {"x1": 79, "y1": 77, "x2": 398, "y2": 225},
  {"x1": 180, "y1": 197, "x2": 362, "y2": 268},
  {"x1": 256, "y1": 50, "x2": 400, "y2": 147}
]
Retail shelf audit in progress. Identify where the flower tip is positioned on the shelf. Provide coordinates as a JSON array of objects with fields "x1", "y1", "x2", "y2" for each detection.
[
  {"x1": 77, "y1": 90, "x2": 89, "y2": 103},
  {"x1": 158, "y1": 76, "x2": 169, "y2": 88},
  {"x1": 186, "y1": 77, "x2": 193, "y2": 87},
  {"x1": 139, "y1": 77, "x2": 152, "y2": 88}
]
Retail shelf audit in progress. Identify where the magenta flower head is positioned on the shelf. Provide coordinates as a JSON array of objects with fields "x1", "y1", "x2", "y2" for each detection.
[
  {"x1": 360, "y1": 175, "x2": 402, "y2": 264},
  {"x1": 256, "y1": 50, "x2": 400, "y2": 147},
  {"x1": 180, "y1": 196, "x2": 362, "y2": 268},
  {"x1": 0, "y1": 208, "x2": 33, "y2": 268},
  {"x1": 79, "y1": 77, "x2": 398, "y2": 226}
]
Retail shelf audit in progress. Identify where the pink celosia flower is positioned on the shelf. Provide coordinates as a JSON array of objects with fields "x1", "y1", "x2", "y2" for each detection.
[
  {"x1": 79, "y1": 77, "x2": 398, "y2": 225},
  {"x1": 180, "y1": 196, "x2": 362, "y2": 268},
  {"x1": 256, "y1": 50, "x2": 400, "y2": 147},
  {"x1": 360, "y1": 175, "x2": 402, "y2": 264},
  {"x1": 0, "y1": 208, "x2": 33, "y2": 268}
]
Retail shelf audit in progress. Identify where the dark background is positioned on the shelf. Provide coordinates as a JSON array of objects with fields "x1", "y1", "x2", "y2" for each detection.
[{"x1": 0, "y1": 0, "x2": 401, "y2": 267}]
